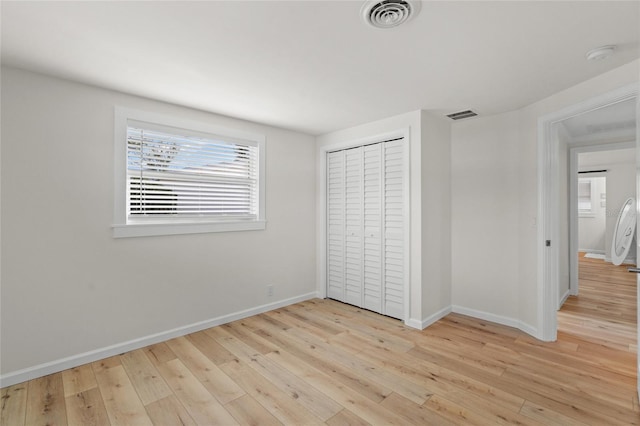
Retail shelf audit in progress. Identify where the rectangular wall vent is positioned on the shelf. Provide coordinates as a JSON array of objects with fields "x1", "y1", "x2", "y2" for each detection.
[{"x1": 446, "y1": 110, "x2": 478, "y2": 120}]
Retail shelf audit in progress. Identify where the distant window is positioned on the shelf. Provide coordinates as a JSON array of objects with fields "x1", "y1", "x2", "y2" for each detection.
[
  {"x1": 113, "y1": 108, "x2": 265, "y2": 237},
  {"x1": 578, "y1": 178, "x2": 595, "y2": 217}
]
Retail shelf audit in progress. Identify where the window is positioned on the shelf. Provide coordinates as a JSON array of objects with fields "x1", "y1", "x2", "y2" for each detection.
[
  {"x1": 578, "y1": 177, "x2": 605, "y2": 218},
  {"x1": 113, "y1": 108, "x2": 265, "y2": 237},
  {"x1": 578, "y1": 178, "x2": 594, "y2": 216}
]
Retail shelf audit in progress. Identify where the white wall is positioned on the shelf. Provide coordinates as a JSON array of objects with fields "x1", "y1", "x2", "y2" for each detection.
[
  {"x1": 605, "y1": 162, "x2": 637, "y2": 263},
  {"x1": 420, "y1": 112, "x2": 452, "y2": 320},
  {"x1": 1, "y1": 67, "x2": 317, "y2": 378},
  {"x1": 451, "y1": 111, "x2": 520, "y2": 322},
  {"x1": 557, "y1": 124, "x2": 570, "y2": 304},
  {"x1": 577, "y1": 176, "x2": 607, "y2": 253}
]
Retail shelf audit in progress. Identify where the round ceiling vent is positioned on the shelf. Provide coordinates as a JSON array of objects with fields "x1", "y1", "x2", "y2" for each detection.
[
  {"x1": 362, "y1": 0, "x2": 421, "y2": 29},
  {"x1": 585, "y1": 45, "x2": 617, "y2": 61}
]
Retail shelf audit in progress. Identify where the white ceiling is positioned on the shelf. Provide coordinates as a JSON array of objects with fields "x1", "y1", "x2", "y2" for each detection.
[
  {"x1": 563, "y1": 97, "x2": 637, "y2": 143},
  {"x1": 2, "y1": 1, "x2": 639, "y2": 135}
]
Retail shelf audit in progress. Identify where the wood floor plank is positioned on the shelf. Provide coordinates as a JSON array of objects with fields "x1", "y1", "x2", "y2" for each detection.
[
  {"x1": 264, "y1": 347, "x2": 407, "y2": 425},
  {"x1": 501, "y1": 367, "x2": 638, "y2": 425},
  {"x1": 143, "y1": 342, "x2": 176, "y2": 368},
  {"x1": 64, "y1": 387, "x2": 110, "y2": 426},
  {"x1": 156, "y1": 358, "x2": 239, "y2": 425},
  {"x1": 559, "y1": 253, "x2": 637, "y2": 353},
  {"x1": 516, "y1": 333, "x2": 636, "y2": 379},
  {"x1": 511, "y1": 351, "x2": 636, "y2": 409},
  {"x1": 423, "y1": 394, "x2": 500, "y2": 426},
  {"x1": 223, "y1": 394, "x2": 282, "y2": 426},
  {"x1": 1, "y1": 383, "x2": 27, "y2": 426},
  {"x1": 442, "y1": 390, "x2": 542, "y2": 426},
  {"x1": 379, "y1": 392, "x2": 457, "y2": 426},
  {"x1": 186, "y1": 330, "x2": 238, "y2": 365},
  {"x1": 119, "y1": 349, "x2": 172, "y2": 406},
  {"x1": 219, "y1": 358, "x2": 324, "y2": 425},
  {"x1": 408, "y1": 343, "x2": 506, "y2": 376},
  {"x1": 254, "y1": 323, "x2": 392, "y2": 403},
  {"x1": 222, "y1": 321, "x2": 280, "y2": 354},
  {"x1": 325, "y1": 408, "x2": 371, "y2": 426},
  {"x1": 519, "y1": 400, "x2": 587, "y2": 426},
  {"x1": 275, "y1": 322, "x2": 431, "y2": 405},
  {"x1": 92, "y1": 359, "x2": 153, "y2": 426},
  {"x1": 61, "y1": 364, "x2": 97, "y2": 397},
  {"x1": 272, "y1": 316, "x2": 431, "y2": 404},
  {"x1": 144, "y1": 395, "x2": 197, "y2": 426},
  {"x1": 210, "y1": 327, "x2": 342, "y2": 421},
  {"x1": 25, "y1": 374, "x2": 67, "y2": 426},
  {"x1": 331, "y1": 329, "x2": 526, "y2": 412},
  {"x1": 233, "y1": 314, "x2": 283, "y2": 332},
  {"x1": 265, "y1": 308, "x2": 343, "y2": 337},
  {"x1": 293, "y1": 301, "x2": 415, "y2": 353},
  {"x1": 164, "y1": 336, "x2": 245, "y2": 404}
]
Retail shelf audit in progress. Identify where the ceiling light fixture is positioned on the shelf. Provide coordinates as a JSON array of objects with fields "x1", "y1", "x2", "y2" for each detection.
[
  {"x1": 585, "y1": 45, "x2": 617, "y2": 61},
  {"x1": 361, "y1": 0, "x2": 421, "y2": 29}
]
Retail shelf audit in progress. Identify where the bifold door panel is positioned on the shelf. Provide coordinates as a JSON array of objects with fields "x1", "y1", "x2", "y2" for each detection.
[{"x1": 326, "y1": 138, "x2": 405, "y2": 319}]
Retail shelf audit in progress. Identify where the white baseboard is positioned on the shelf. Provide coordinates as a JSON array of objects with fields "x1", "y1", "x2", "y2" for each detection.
[
  {"x1": 451, "y1": 305, "x2": 538, "y2": 338},
  {"x1": 558, "y1": 289, "x2": 570, "y2": 309},
  {"x1": 518, "y1": 321, "x2": 538, "y2": 338},
  {"x1": 405, "y1": 305, "x2": 452, "y2": 330},
  {"x1": 0, "y1": 292, "x2": 318, "y2": 388},
  {"x1": 452, "y1": 305, "x2": 519, "y2": 328},
  {"x1": 406, "y1": 304, "x2": 538, "y2": 338},
  {"x1": 604, "y1": 256, "x2": 636, "y2": 265},
  {"x1": 578, "y1": 249, "x2": 605, "y2": 254}
]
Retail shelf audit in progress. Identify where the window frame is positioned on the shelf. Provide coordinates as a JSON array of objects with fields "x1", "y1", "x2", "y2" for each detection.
[
  {"x1": 113, "y1": 107, "x2": 266, "y2": 238},
  {"x1": 577, "y1": 177, "x2": 596, "y2": 218}
]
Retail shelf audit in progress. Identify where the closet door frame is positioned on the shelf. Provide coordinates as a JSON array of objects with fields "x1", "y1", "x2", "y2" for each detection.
[{"x1": 318, "y1": 128, "x2": 410, "y2": 323}]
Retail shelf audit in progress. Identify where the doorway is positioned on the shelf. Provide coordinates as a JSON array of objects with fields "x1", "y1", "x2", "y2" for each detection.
[
  {"x1": 538, "y1": 84, "x2": 638, "y2": 394},
  {"x1": 559, "y1": 145, "x2": 636, "y2": 357},
  {"x1": 577, "y1": 174, "x2": 607, "y2": 258},
  {"x1": 569, "y1": 146, "x2": 637, "y2": 296}
]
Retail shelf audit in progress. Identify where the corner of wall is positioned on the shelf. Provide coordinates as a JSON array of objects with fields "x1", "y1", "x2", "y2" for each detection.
[{"x1": 420, "y1": 111, "x2": 453, "y2": 320}]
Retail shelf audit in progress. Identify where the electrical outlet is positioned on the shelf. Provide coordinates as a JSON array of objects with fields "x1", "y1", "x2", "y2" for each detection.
[{"x1": 267, "y1": 285, "x2": 274, "y2": 297}]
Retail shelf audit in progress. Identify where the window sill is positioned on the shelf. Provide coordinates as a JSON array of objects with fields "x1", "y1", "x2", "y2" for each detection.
[{"x1": 112, "y1": 220, "x2": 266, "y2": 238}]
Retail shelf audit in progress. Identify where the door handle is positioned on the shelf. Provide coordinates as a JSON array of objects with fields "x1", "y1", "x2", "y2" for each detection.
[{"x1": 628, "y1": 268, "x2": 640, "y2": 273}]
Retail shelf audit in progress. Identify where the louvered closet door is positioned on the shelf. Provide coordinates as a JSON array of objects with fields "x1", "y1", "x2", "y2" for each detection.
[
  {"x1": 344, "y1": 147, "x2": 364, "y2": 306},
  {"x1": 326, "y1": 138, "x2": 405, "y2": 320},
  {"x1": 326, "y1": 151, "x2": 345, "y2": 301},
  {"x1": 382, "y1": 139, "x2": 405, "y2": 319},
  {"x1": 362, "y1": 143, "x2": 383, "y2": 313}
]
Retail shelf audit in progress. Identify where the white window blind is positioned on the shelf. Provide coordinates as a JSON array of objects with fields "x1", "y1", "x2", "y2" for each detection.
[
  {"x1": 126, "y1": 124, "x2": 259, "y2": 223},
  {"x1": 578, "y1": 178, "x2": 592, "y2": 213}
]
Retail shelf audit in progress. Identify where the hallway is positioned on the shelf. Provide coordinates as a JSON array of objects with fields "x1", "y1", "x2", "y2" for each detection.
[{"x1": 557, "y1": 253, "x2": 637, "y2": 406}]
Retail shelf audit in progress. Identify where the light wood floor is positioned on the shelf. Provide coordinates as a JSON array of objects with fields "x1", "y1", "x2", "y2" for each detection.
[
  {"x1": 2, "y1": 263, "x2": 638, "y2": 425},
  {"x1": 558, "y1": 253, "x2": 637, "y2": 354}
]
